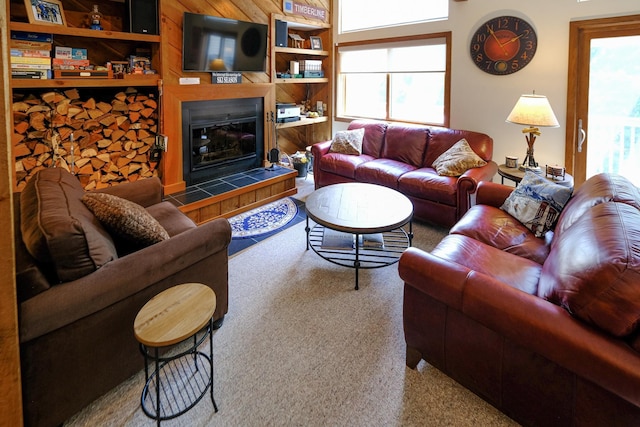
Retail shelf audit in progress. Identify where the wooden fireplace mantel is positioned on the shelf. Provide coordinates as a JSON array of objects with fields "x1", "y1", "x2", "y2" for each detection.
[{"x1": 162, "y1": 83, "x2": 276, "y2": 195}]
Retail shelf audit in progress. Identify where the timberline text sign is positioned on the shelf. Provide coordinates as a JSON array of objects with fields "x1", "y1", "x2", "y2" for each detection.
[{"x1": 283, "y1": 0, "x2": 327, "y2": 22}]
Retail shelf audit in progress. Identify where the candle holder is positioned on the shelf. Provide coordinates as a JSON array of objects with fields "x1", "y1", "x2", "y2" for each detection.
[{"x1": 546, "y1": 165, "x2": 566, "y2": 181}]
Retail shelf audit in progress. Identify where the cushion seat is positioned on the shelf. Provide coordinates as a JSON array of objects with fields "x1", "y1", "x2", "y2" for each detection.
[
  {"x1": 450, "y1": 204, "x2": 550, "y2": 264},
  {"x1": 398, "y1": 169, "x2": 458, "y2": 206},
  {"x1": 319, "y1": 152, "x2": 375, "y2": 179},
  {"x1": 431, "y1": 234, "x2": 542, "y2": 295},
  {"x1": 354, "y1": 158, "x2": 416, "y2": 189}
]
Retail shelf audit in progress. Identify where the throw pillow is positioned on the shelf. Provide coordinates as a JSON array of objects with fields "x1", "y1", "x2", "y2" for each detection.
[
  {"x1": 82, "y1": 192, "x2": 170, "y2": 246},
  {"x1": 328, "y1": 128, "x2": 365, "y2": 155},
  {"x1": 431, "y1": 138, "x2": 487, "y2": 176},
  {"x1": 501, "y1": 171, "x2": 573, "y2": 238}
]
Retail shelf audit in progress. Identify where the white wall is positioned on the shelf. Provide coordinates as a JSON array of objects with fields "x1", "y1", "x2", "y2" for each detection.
[{"x1": 333, "y1": 0, "x2": 640, "y2": 173}]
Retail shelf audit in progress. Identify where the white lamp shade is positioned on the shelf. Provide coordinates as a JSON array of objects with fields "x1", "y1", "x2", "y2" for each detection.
[{"x1": 506, "y1": 94, "x2": 560, "y2": 128}]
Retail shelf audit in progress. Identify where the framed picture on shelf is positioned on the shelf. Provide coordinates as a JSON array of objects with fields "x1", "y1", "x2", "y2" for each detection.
[
  {"x1": 310, "y1": 36, "x2": 323, "y2": 50},
  {"x1": 25, "y1": 0, "x2": 67, "y2": 26}
]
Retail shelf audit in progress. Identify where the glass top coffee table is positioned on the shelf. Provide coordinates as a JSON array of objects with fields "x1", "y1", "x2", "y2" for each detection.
[{"x1": 305, "y1": 183, "x2": 414, "y2": 290}]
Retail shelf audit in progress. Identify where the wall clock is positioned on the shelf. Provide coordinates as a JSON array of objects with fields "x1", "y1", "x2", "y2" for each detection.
[{"x1": 470, "y1": 16, "x2": 537, "y2": 75}]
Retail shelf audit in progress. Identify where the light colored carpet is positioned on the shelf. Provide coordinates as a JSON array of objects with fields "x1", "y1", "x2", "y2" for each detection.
[{"x1": 65, "y1": 218, "x2": 520, "y2": 427}]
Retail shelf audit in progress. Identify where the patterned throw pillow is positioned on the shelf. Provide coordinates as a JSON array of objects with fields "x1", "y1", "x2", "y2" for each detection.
[
  {"x1": 328, "y1": 128, "x2": 365, "y2": 155},
  {"x1": 82, "y1": 192, "x2": 170, "y2": 246},
  {"x1": 431, "y1": 138, "x2": 487, "y2": 176},
  {"x1": 501, "y1": 171, "x2": 573, "y2": 238}
]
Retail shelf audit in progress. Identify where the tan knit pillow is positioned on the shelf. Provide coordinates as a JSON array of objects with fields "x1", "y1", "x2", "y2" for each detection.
[
  {"x1": 329, "y1": 128, "x2": 365, "y2": 155},
  {"x1": 432, "y1": 138, "x2": 487, "y2": 177},
  {"x1": 82, "y1": 192, "x2": 169, "y2": 246}
]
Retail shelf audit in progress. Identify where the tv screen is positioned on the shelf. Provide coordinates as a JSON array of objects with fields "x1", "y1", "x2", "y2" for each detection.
[{"x1": 182, "y1": 12, "x2": 268, "y2": 73}]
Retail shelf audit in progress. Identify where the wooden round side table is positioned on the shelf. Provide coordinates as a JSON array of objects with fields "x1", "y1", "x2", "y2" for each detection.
[
  {"x1": 134, "y1": 283, "x2": 218, "y2": 425},
  {"x1": 498, "y1": 164, "x2": 574, "y2": 188}
]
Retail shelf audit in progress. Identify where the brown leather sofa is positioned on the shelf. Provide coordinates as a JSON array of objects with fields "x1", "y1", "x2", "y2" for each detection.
[
  {"x1": 311, "y1": 119, "x2": 497, "y2": 227},
  {"x1": 399, "y1": 173, "x2": 640, "y2": 426},
  {"x1": 14, "y1": 168, "x2": 231, "y2": 427}
]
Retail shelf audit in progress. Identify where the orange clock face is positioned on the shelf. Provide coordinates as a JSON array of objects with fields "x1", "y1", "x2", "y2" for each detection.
[{"x1": 470, "y1": 16, "x2": 537, "y2": 75}]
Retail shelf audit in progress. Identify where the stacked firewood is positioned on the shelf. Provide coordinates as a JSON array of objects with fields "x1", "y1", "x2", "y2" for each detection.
[{"x1": 12, "y1": 87, "x2": 159, "y2": 191}]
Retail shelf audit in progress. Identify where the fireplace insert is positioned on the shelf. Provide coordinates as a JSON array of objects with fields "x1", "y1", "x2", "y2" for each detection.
[{"x1": 182, "y1": 97, "x2": 264, "y2": 185}]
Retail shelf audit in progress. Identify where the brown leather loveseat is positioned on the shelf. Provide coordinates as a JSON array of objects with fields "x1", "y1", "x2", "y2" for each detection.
[
  {"x1": 399, "y1": 173, "x2": 640, "y2": 426},
  {"x1": 15, "y1": 168, "x2": 231, "y2": 427},
  {"x1": 311, "y1": 119, "x2": 497, "y2": 227}
]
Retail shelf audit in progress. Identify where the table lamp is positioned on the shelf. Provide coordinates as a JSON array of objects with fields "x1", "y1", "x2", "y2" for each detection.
[{"x1": 506, "y1": 93, "x2": 559, "y2": 171}]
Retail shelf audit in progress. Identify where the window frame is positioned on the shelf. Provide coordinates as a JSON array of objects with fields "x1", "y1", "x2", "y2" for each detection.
[
  {"x1": 339, "y1": 0, "x2": 449, "y2": 34},
  {"x1": 335, "y1": 32, "x2": 452, "y2": 128}
]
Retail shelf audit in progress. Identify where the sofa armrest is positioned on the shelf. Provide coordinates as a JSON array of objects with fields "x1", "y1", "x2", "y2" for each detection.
[
  {"x1": 399, "y1": 247, "x2": 471, "y2": 312},
  {"x1": 94, "y1": 177, "x2": 163, "y2": 207},
  {"x1": 475, "y1": 180, "x2": 515, "y2": 208},
  {"x1": 456, "y1": 160, "x2": 498, "y2": 217},
  {"x1": 19, "y1": 217, "x2": 231, "y2": 343},
  {"x1": 311, "y1": 140, "x2": 332, "y2": 164}
]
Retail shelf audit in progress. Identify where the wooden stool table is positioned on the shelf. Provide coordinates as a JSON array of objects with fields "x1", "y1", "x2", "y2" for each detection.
[{"x1": 134, "y1": 283, "x2": 218, "y2": 425}]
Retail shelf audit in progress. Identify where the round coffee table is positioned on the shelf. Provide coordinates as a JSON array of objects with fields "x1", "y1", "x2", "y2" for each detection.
[
  {"x1": 305, "y1": 183, "x2": 414, "y2": 290},
  {"x1": 134, "y1": 283, "x2": 218, "y2": 425}
]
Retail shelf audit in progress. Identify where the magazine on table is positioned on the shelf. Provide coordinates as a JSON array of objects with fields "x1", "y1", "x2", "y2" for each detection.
[{"x1": 321, "y1": 228, "x2": 355, "y2": 249}]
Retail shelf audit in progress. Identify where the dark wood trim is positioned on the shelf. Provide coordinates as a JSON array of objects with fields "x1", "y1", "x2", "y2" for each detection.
[
  {"x1": 1, "y1": 0, "x2": 24, "y2": 424},
  {"x1": 565, "y1": 14, "x2": 640, "y2": 186}
]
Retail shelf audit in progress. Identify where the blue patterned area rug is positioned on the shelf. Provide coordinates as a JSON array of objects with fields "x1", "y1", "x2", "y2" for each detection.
[
  {"x1": 228, "y1": 197, "x2": 305, "y2": 256},
  {"x1": 230, "y1": 197, "x2": 300, "y2": 239}
]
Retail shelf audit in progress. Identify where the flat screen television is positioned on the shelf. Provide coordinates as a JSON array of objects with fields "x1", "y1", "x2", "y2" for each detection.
[{"x1": 182, "y1": 12, "x2": 268, "y2": 73}]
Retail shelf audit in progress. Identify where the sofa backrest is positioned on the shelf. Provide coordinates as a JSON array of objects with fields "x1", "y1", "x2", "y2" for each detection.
[
  {"x1": 345, "y1": 120, "x2": 494, "y2": 170},
  {"x1": 347, "y1": 119, "x2": 388, "y2": 158},
  {"x1": 381, "y1": 123, "x2": 430, "y2": 168},
  {"x1": 20, "y1": 168, "x2": 118, "y2": 284},
  {"x1": 424, "y1": 127, "x2": 494, "y2": 167},
  {"x1": 538, "y1": 173, "x2": 640, "y2": 338}
]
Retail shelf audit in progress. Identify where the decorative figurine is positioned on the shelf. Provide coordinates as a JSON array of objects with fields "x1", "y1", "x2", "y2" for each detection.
[{"x1": 89, "y1": 4, "x2": 103, "y2": 30}]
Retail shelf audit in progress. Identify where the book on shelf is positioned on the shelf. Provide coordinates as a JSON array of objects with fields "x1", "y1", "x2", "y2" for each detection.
[
  {"x1": 10, "y1": 49, "x2": 51, "y2": 58},
  {"x1": 321, "y1": 228, "x2": 355, "y2": 250},
  {"x1": 11, "y1": 31, "x2": 53, "y2": 43},
  {"x1": 10, "y1": 56, "x2": 51, "y2": 65},
  {"x1": 11, "y1": 69, "x2": 50, "y2": 79},
  {"x1": 10, "y1": 39, "x2": 52, "y2": 50},
  {"x1": 52, "y1": 58, "x2": 91, "y2": 68},
  {"x1": 10, "y1": 63, "x2": 51, "y2": 70}
]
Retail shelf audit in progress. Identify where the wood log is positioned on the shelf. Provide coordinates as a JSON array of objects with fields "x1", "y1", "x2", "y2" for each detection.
[
  {"x1": 13, "y1": 144, "x2": 31, "y2": 158},
  {"x1": 96, "y1": 153, "x2": 111, "y2": 163},
  {"x1": 96, "y1": 102, "x2": 112, "y2": 113},
  {"x1": 64, "y1": 88, "x2": 80, "y2": 100},
  {"x1": 13, "y1": 102, "x2": 30, "y2": 112},
  {"x1": 12, "y1": 88, "x2": 158, "y2": 190},
  {"x1": 29, "y1": 112, "x2": 47, "y2": 131},
  {"x1": 83, "y1": 98, "x2": 96, "y2": 109}
]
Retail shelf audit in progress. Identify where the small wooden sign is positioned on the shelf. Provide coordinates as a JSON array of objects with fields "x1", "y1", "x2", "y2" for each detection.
[
  {"x1": 211, "y1": 72, "x2": 242, "y2": 84},
  {"x1": 283, "y1": 0, "x2": 328, "y2": 22}
]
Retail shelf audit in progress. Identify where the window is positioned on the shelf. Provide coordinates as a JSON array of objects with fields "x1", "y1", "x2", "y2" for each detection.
[
  {"x1": 336, "y1": 34, "x2": 451, "y2": 126},
  {"x1": 340, "y1": 0, "x2": 448, "y2": 33}
]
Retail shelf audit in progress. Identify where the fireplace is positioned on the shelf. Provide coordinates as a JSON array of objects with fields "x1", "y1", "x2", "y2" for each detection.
[{"x1": 182, "y1": 97, "x2": 264, "y2": 185}]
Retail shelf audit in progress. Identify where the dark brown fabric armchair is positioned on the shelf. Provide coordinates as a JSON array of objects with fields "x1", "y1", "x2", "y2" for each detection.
[{"x1": 15, "y1": 168, "x2": 231, "y2": 427}]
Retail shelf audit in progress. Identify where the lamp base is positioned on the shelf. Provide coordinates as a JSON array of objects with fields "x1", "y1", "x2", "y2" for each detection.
[
  {"x1": 519, "y1": 144, "x2": 539, "y2": 172},
  {"x1": 518, "y1": 164, "x2": 541, "y2": 172}
]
